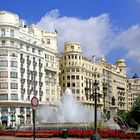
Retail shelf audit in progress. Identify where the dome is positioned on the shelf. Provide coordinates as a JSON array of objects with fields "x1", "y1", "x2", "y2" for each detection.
[
  {"x1": 0, "y1": 11, "x2": 19, "y2": 27},
  {"x1": 132, "y1": 73, "x2": 139, "y2": 79}
]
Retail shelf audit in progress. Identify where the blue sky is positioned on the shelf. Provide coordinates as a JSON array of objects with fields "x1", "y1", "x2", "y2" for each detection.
[{"x1": 1, "y1": 0, "x2": 140, "y2": 77}]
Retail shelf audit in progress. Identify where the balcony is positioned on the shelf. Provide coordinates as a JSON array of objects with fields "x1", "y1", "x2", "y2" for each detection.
[
  {"x1": 39, "y1": 63, "x2": 43, "y2": 68},
  {"x1": 32, "y1": 81, "x2": 37, "y2": 86},
  {"x1": 21, "y1": 79, "x2": 25, "y2": 84},
  {"x1": 20, "y1": 58, "x2": 25, "y2": 63},
  {"x1": 33, "y1": 71, "x2": 37, "y2": 76},
  {"x1": 28, "y1": 89, "x2": 33, "y2": 95},
  {"x1": 27, "y1": 60, "x2": 31, "y2": 64},
  {"x1": 33, "y1": 90, "x2": 38, "y2": 96},
  {"x1": 39, "y1": 72, "x2": 43, "y2": 77},
  {"x1": 33, "y1": 62, "x2": 37, "y2": 66},
  {"x1": 27, "y1": 70, "x2": 31, "y2": 74},
  {"x1": 26, "y1": 111, "x2": 31, "y2": 116},
  {"x1": 21, "y1": 88, "x2": 25, "y2": 94},
  {"x1": 20, "y1": 68, "x2": 25, "y2": 73},
  {"x1": 39, "y1": 82, "x2": 43, "y2": 87},
  {"x1": 27, "y1": 80, "x2": 31, "y2": 84},
  {"x1": 39, "y1": 91, "x2": 43, "y2": 96}
]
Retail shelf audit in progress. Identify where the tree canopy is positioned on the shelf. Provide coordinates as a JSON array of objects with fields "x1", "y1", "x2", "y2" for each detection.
[
  {"x1": 116, "y1": 96, "x2": 140, "y2": 130},
  {"x1": 129, "y1": 96, "x2": 140, "y2": 124}
]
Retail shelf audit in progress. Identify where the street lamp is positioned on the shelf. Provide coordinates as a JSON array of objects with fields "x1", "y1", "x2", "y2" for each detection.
[
  {"x1": 85, "y1": 80, "x2": 101, "y2": 140},
  {"x1": 93, "y1": 80, "x2": 99, "y2": 134}
]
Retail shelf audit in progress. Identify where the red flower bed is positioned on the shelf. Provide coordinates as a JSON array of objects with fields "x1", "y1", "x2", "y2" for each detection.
[
  {"x1": 0, "y1": 131, "x2": 15, "y2": 136},
  {"x1": 0, "y1": 129, "x2": 140, "y2": 139}
]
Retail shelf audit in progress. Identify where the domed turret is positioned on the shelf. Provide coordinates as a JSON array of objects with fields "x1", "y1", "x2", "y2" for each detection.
[
  {"x1": 64, "y1": 42, "x2": 81, "y2": 53},
  {"x1": 132, "y1": 73, "x2": 139, "y2": 79},
  {"x1": 0, "y1": 11, "x2": 19, "y2": 27},
  {"x1": 116, "y1": 59, "x2": 126, "y2": 75}
]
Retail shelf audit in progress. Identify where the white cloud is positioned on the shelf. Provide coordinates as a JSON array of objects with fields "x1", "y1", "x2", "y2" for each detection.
[
  {"x1": 37, "y1": 9, "x2": 114, "y2": 58},
  {"x1": 136, "y1": 0, "x2": 140, "y2": 4},
  {"x1": 37, "y1": 9, "x2": 140, "y2": 74},
  {"x1": 112, "y1": 25, "x2": 140, "y2": 63}
]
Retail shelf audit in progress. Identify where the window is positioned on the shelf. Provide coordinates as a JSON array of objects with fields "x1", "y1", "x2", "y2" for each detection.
[
  {"x1": 39, "y1": 96, "x2": 42, "y2": 101},
  {"x1": 72, "y1": 89, "x2": 75, "y2": 94},
  {"x1": 47, "y1": 39, "x2": 50, "y2": 44},
  {"x1": 46, "y1": 54, "x2": 49, "y2": 59},
  {"x1": 76, "y1": 89, "x2": 80, "y2": 93},
  {"x1": 10, "y1": 83, "x2": 18, "y2": 89},
  {"x1": 1, "y1": 40, "x2": 5, "y2": 45},
  {"x1": 71, "y1": 75, "x2": 75, "y2": 79},
  {"x1": 20, "y1": 44, "x2": 23, "y2": 49},
  {"x1": 10, "y1": 29, "x2": 14, "y2": 37},
  {"x1": 77, "y1": 97, "x2": 80, "y2": 101},
  {"x1": 71, "y1": 46, "x2": 74, "y2": 49},
  {"x1": 76, "y1": 75, "x2": 79, "y2": 79},
  {"x1": 0, "y1": 71, "x2": 8, "y2": 78},
  {"x1": 0, "y1": 94, "x2": 8, "y2": 100},
  {"x1": 0, "y1": 82, "x2": 8, "y2": 89},
  {"x1": 10, "y1": 52, "x2": 17, "y2": 57},
  {"x1": 21, "y1": 94, "x2": 24, "y2": 100},
  {"x1": 0, "y1": 50, "x2": 8, "y2": 56},
  {"x1": 76, "y1": 82, "x2": 80, "y2": 87},
  {"x1": 38, "y1": 50, "x2": 41, "y2": 54},
  {"x1": 11, "y1": 61, "x2": 17, "y2": 68},
  {"x1": 72, "y1": 69, "x2": 75, "y2": 72},
  {"x1": 28, "y1": 95, "x2": 30, "y2": 101},
  {"x1": 67, "y1": 83, "x2": 70, "y2": 87},
  {"x1": 11, "y1": 94, "x2": 18, "y2": 100},
  {"x1": 32, "y1": 48, "x2": 35, "y2": 53},
  {"x1": 26, "y1": 46, "x2": 29, "y2": 51},
  {"x1": 10, "y1": 41, "x2": 14, "y2": 45},
  {"x1": 67, "y1": 75, "x2": 70, "y2": 80},
  {"x1": 50, "y1": 55, "x2": 53, "y2": 61},
  {"x1": 46, "y1": 89, "x2": 50, "y2": 94},
  {"x1": 1, "y1": 29, "x2": 5, "y2": 36},
  {"x1": 10, "y1": 72, "x2": 18, "y2": 78},
  {"x1": 72, "y1": 55, "x2": 74, "y2": 59},
  {"x1": 72, "y1": 83, "x2": 75, "y2": 87},
  {"x1": 0, "y1": 60, "x2": 8, "y2": 67}
]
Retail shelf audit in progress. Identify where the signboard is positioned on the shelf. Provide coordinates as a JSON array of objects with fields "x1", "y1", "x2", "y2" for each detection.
[{"x1": 31, "y1": 96, "x2": 39, "y2": 109}]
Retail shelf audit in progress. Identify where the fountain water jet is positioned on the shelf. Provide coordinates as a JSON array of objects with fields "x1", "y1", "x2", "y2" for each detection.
[{"x1": 38, "y1": 88, "x2": 107, "y2": 124}]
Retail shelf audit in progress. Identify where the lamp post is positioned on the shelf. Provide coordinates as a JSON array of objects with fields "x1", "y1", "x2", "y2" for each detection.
[
  {"x1": 85, "y1": 80, "x2": 101, "y2": 140},
  {"x1": 93, "y1": 80, "x2": 99, "y2": 134}
]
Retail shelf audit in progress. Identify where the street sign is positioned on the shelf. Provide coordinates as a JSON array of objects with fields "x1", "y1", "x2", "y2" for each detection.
[
  {"x1": 31, "y1": 96, "x2": 39, "y2": 109},
  {"x1": 31, "y1": 96, "x2": 39, "y2": 140}
]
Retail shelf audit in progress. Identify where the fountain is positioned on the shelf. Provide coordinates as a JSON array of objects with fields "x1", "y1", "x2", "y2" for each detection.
[
  {"x1": 38, "y1": 88, "x2": 108, "y2": 127},
  {"x1": 17, "y1": 88, "x2": 133, "y2": 138}
]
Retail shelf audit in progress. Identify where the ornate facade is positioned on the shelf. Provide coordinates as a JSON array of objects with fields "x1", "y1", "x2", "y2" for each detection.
[
  {"x1": 60, "y1": 41, "x2": 127, "y2": 113},
  {"x1": 127, "y1": 74, "x2": 140, "y2": 110},
  {"x1": 0, "y1": 11, "x2": 60, "y2": 126}
]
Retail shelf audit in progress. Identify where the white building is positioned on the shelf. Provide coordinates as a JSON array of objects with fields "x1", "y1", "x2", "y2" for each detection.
[
  {"x1": 59, "y1": 41, "x2": 127, "y2": 114},
  {"x1": 0, "y1": 11, "x2": 60, "y2": 126},
  {"x1": 127, "y1": 74, "x2": 140, "y2": 110}
]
